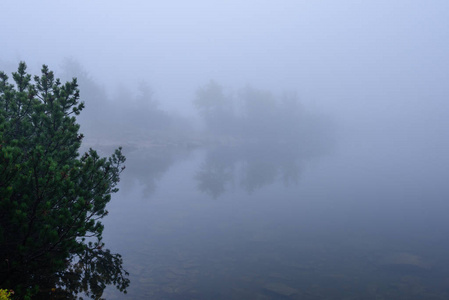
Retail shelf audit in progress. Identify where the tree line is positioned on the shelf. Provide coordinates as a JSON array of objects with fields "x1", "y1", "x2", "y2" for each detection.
[{"x1": 193, "y1": 80, "x2": 331, "y2": 144}]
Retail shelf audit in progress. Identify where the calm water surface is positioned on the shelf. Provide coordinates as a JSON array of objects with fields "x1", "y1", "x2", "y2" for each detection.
[{"x1": 102, "y1": 138, "x2": 449, "y2": 299}]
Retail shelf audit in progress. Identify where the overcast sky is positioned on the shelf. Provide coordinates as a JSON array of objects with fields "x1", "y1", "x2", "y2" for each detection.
[{"x1": 2, "y1": 1, "x2": 449, "y2": 138}]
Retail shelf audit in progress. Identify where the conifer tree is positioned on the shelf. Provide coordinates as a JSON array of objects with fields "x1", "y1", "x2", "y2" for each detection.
[{"x1": 0, "y1": 62, "x2": 129, "y2": 299}]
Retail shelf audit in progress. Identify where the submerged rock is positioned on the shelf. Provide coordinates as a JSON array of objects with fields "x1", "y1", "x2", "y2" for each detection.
[
  {"x1": 378, "y1": 252, "x2": 431, "y2": 272},
  {"x1": 263, "y1": 282, "x2": 299, "y2": 297}
]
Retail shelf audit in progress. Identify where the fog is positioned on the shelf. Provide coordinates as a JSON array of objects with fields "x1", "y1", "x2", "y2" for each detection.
[
  {"x1": 3, "y1": 1, "x2": 448, "y2": 142},
  {"x1": 2, "y1": 1, "x2": 449, "y2": 299}
]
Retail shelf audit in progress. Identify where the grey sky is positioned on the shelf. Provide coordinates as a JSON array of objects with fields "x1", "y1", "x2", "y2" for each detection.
[{"x1": 2, "y1": 0, "x2": 449, "y2": 132}]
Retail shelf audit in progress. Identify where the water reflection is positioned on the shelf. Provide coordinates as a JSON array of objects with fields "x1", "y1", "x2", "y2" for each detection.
[
  {"x1": 196, "y1": 141, "x2": 329, "y2": 198},
  {"x1": 107, "y1": 134, "x2": 334, "y2": 200},
  {"x1": 90, "y1": 114, "x2": 336, "y2": 200},
  {"x1": 121, "y1": 146, "x2": 193, "y2": 196},
  {"x1": 90, "y1": 143, "x2": 194, "y2": 197},
  {"x1": 102, "y1": 135, "x2": 449, "y2": 299}
]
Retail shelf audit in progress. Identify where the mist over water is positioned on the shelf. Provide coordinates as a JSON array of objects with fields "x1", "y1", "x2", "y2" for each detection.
[
  {"x1": 2, "y1": 0, "x2": 449, "y2": 298},
  {"x1": 100, "y1": 136, "x2": 449, "y2": 299}
]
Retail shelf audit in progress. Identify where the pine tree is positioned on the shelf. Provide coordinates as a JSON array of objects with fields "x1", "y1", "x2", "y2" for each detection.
[{"x1": 0, "y1": 62, "x2": 129, "y2": 299}]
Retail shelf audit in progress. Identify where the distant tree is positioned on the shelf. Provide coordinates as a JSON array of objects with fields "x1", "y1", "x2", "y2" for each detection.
[
  {"x1": 194, "y1": 82, "x2": 315, "y2": 142},
  {"x1": 239, "y1": 86, "x2": 278, "y2": 139},
  {"x1": 193, "y1": 80, "x2": 236, "y2": 135},
  {"x1": 111, "y1": 82, "x2": 170, "y2": 135},
  {"x1": 60, "y1": 58, "x2": 115, "y2": 137},
  {"x1": 193, "y1": 80, "x2": 228, "y2": 111},
  {"x1": 60, "y1": 58, "x2": 109, "y2": 115},
  {"x1": 0, "y1": 62, "x2": 129, "y2": 299},
  {"x1": 136, "y1": 81, "x2": 158, "y2": 111}
]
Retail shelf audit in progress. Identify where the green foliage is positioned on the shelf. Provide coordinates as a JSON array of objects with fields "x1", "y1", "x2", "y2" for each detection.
[
  {"x1": 0, "y1": 289, "x2": 13, "y2": 300},
  {"x1": 0, "y1": 62, "x2": 128, "y2": 299}
]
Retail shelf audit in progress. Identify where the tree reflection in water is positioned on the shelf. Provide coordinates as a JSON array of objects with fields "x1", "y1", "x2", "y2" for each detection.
[{"x1": 195, "y1": 141, "x2": 330, "y2": 198}]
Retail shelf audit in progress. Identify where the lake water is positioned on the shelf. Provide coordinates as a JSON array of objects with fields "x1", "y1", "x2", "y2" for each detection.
[{"x1": 101, "y1": 133, "x2": 449, "y2": 299}]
